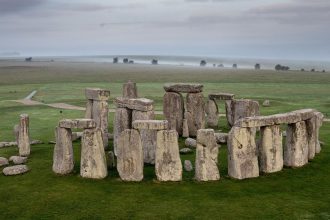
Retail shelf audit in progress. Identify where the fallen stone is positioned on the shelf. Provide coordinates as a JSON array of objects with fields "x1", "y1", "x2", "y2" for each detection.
[
  {"x1": 186, "y1": 92, "x2": 206, "y2": 137},
  {"x1": 115, "y1": 97, "x2": 154, "y2": 112},
  {"x1": 9, "y1": 156, "x2": 28, "y2": 165},
  {"x1": 184, "y1": 160, "x2": 193, "y2": 172},
  {"x1": 206, "y1": 99, "x2": 219, "y2": 127},
  {"x1": 48, "y1": 141, "x2": 56, "y2": 144},
  {"x1": 117, "y1": 129, "x2": 144, "y2": 181},
  {"x1": 3, "y1": 165, "x2": 29, "y2": 176},
  {"x1": 195, "y1": 129, "x2": 220, "y2": 181},
  {"x1": 123, "y1": 81, "x2": 138, "y2": 98},
  {"x1": 226, "y1": 99, "x2": 260, "y2": 127},
  {"x1": 132, "y1": 120, "x2": 168, "y2": 130},
  {"x1": 85, "y1": 88, "x2": 110, "y2": 101},
  {"x1": 208, "y1": 93, "x2": 235, "y2": 100},
  {"x1": 163, "y1": 92, "x2": 184, "y2": 135},
  {"x1": 113, "y1": 107, "x2": 131, "y2": 156},
  {"x1": 18, "y1": 114, "x2": 30, "y2": 157},
  {"x1": 0, "y1": 142, "x2": 17, "y2": 148},
  {"x1": 0, "y1": 157, "x2": 9, "y2": 167},
  {"x1": 155, "y1": 130, "x2": 182, "y2": 181},
  {"x1": 30, "y1": 140, "x2": 43, "y2": 145},
  {"x1": 262, "y1": 100, "x2": 270, "y2": 107},
  {"x1": 59, "y1": 119, "x2": 96, "y2": 129},
  {"x1": 185, "y1": 138, "x2": 197, "y2": 148},
  {"x1": 180, "y1": 148, "x2": 193, "y2": 154},
  {"x1": 164, "y1": 83, "x2": 203, "y2": 93},
  {"x1": 214, "y1": 133, "x2": 228, "y2": 144}
]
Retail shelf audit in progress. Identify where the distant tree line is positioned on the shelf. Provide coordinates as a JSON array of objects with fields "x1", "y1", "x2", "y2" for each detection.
[{"x1": 275, "y1": 64, "x2": 290, "y2": 71}]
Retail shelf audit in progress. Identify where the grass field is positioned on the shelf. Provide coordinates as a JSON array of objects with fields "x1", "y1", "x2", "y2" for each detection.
[{"x1": 0, "y1": 61, "x2": 330, "y2": 219}]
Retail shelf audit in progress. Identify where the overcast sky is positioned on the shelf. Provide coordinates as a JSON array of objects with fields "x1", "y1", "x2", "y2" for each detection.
[{"x1": 0, "y1": 0, "x2": 329, "y2": 60}]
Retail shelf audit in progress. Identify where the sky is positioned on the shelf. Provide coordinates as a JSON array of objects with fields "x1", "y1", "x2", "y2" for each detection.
[{"x1": 0, "y1": 0, "x2": 329, "y2": 60}]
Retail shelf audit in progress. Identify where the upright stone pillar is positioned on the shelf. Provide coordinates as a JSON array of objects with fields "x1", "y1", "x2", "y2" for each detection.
[
  {"x1": 228, "y1": 127, "x2": 259, "y2": 179},
  {"x1": 258, "y1": 125, "x2": 283, "y2": 173},
  {"x1": 195, "y1": 129, "x2": 220, "y2": 181},
  {"x1": 18, "y1": 114, "x2": 30, "y2": 157},
  {"x1": 206, "y1": 99, "x2": 219, "y2": 128},
  {"x1": 305, "y1": 117, "x2": 316, "y2": 160},
  {"x1": 113, "y1": 107, "x2": 131, "y2": 156},
  {"x1": 225, "y1": 99, "x2": 260, "y2": 127},
  {"x1": 315, "y1": 112, "x2": 324, "y2": 154},
  {"x1": 80, "y1": 128, "x2": 107, "y2": 179},
  {"x1": 163, "y1": 92, "x2": 184, "y2": 135},
  {"x1": 186, "y1": 93, "x2": 205, "y2": 137},
  {"x1": 117, "y1": 129, "x2": 144, "y2": 181},
  {"x1": 85, "y1": 100, "x2": 93, "y2": 119},
  {"x1": 53, "y1": 127, "x2": 74, "y2": 175},
  {"x1": 123, "y1": 80, "x2": 138, "y2": 98},
  {"x1": 284, "y1": 121, "x2": 309, "y2": 167},
  {"x1": 155, "y1": 130, "x2": 182, "y2": 181}
]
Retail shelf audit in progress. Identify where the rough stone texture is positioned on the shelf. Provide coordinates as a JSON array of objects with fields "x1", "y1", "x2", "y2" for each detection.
[
  {"x1": 9, "y1": 156, "x2": 28, "y2": 165},
  {"x1": 92, "y1": 100, "x2": 109, "y2": 147},
  {"x1": 14, "y1": 124, "x2": 19, "y2": 143},
  {"x1": 3, "y1": 165, "x2": 29, "y2": 176},
  {"x1": 206, "y1": 99, "x2": 219, "y2": 128},
  {"x1": 123, "y1": 81, "x2": 138, "y2": 98},
  {"x1": 132, "y1": 120, "x2": 168, "y2": 130},
  {"x1": 262, "y1": 100, "x2": 270, "y2": 107},
  {"x1": 185, "y1": 138, "x2": 197, "y2": 148},
  {"x1": 258, "y1": 125, "x2": 283, "y2": 173},
  {"x1": 106, "y1": 151, "x2": 116, "y2": 169},
  {"x1": 182, "y1": 118, "x2": 189, "y2": 138},
  {"x1": 115, "y1": 97, "x2": 154, "y2": 112},
  {"x1": 226, "y1": 99, "x2": 260, "y2": 127},
  {"x1": 59, "y1": 119, "x2": 96, "y2": 129},
  {"x1": 85, "y1": 88, "x2": 110, "y2": 101},
  {"x1": 284, "y1": 121, "x2": 309, "y2": 167},
  {"x1": 113, "y1": 107, "x2": 131, "y2": 156},
  {"x1": 85, "y1": 99, "x2": 93, "y2": 119},
  {"x1": 315, "y1": 112, "x2": 324, "y2": 154},
  {"x1": 71, "y1": 132, "x2": 83, "y2": 142},
  {"x1": 306, "y1": 117, "x2": 317, "y2": 160},
  {"x1": 163, "y1": 92, "x2": 184, "y2": 135},
  {"x1": 52, "y1": 127, "x2": 74, "y2": 175},
  {"x1": 208, "y1": 93, "x2": 235, "y2": 100},
  {"x1": 184, "y1": 160, "x2": 193, "y2": 172},
  {"x1": 180, "y1": 148, "x2": 193, "y2": 154},
  {"x1": 186, "y1": 92, "x2": 206, "y2": 137},
  {"x1": 164, "y1": 83, "x2": 203, "y2": 93},
  {"x1": 0, "y1": 142, "x2": 16, "y2": 148},
  {"x1": 117, "y1": 129, "x2": 144, "y2": 181},
  {"x1": 132, "y1": 110, "x2": 157, "y2": 164},
  {"x1": 195, "y1": 129, "x2": 220, "y2": 181},
  {"x1": 0, "y1": 157, "x2": 9, "y2": 167},
  {"x1": 80, "y1": 128, "x2": 107, "y2": 179},
  {"x1": 214, "y1": 133, "x2": 228, "y2": 144},
  {"x1": 155, "y1": 130, "x2": 182, "y2": 181},
  {"x1": 18, "y1": 114, "x2": 30, "y2": 157},
  {"x1": 227, "y1": 127, "x2": 259, "y2": 179}
]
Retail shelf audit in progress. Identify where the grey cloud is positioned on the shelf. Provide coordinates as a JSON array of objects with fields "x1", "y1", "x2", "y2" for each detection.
[{"x1": 0, "y1": 0, "x2": 44, "y2": 13}]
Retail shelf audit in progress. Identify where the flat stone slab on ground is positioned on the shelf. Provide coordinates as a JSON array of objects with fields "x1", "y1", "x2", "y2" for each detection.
[
  {"x1": 2, "y1": 165, "x2": 29, "y2": 176},
  {"x1": 9, "y1": 156, "x2": 28, "y2": 165},
  {"x1": 208, "y1": 93, "x2": 235, "y2": 100},
  {"x1": 59, "y1": 119, "x2": 96, "y2": 129},
  {"x1": 164, "y1": 83, "x2": 203, "y2": 93},
  {"x1": 0, "y1": 157, "x2": 9, "y2": 166},
  {"x1": 115, "y1": 97, "x2": 154, "y2": 112},
  {"x1": 85, "y1": 88, "x2": 110, "y2": 101},
  {"x1": 180, "y1": 148, "x2": 193, "y2": 154},
  {"x1": 184, "y1": 160, "x2": 193, "y2": 172},
  {"x1": 132, "y1": 120, "x2": 168, "y2": 130}
]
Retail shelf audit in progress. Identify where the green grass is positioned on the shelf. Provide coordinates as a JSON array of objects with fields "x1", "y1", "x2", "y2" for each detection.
[{"x1": 0, "y1": 61, "x2": 330, "y2": 219}]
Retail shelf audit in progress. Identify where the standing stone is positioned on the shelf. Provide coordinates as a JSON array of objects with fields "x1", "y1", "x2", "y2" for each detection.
[
  {"x1": 227, "y1": 127, "x2": 259, "y2": 179},
  {"x1": 18, "y1": 114, "x2": 30, "y2": 157},
  {"x1": 195, "y1": 129, "x2": 220, "y2": 181},
  {"x1": 80, "y1": 128, "x2": 107, "y2": 179},
  {"x1": 182, "y1": 118, "x2": 189, "y2": 138},
  {"x1": 85, "y1": 99, "x2": 93, "y2": 119},
  {"x1": 132, "y1": 110, "x2": 156, "y2": 164},
  {"x1": 306, "y1": 117, "x2": 316, "y2": 160},
  {"x1": 185, "y1": 138, "x2": 197, "y2": 148},
  {"x1": 186, "y1": 93, "x2": 206, "y2": 137},
  {"x1": 155, "y1": 130, "x2": 182, "y2": 181},
  {"x1": 315, "y1": 112, "x2": 324, "y2": 154},
  {"x1": 206, "y1": 99, "x2": 219, "y2": 128},
  {"x1": 163, "y1": 92, "x2": 184, "y2": 135},
  {"x1": 52, "y1": 127, "x2": 74, "y2": 175},
  {"x1": 123, "y1": 80, "x2": 138, "y2": 98},
  {"x1": 258, "y1": 125, "x2": 283, "y2": 173},
  {"x1": 284, "y1": 121, "x2": 308, "y2": 167},
  {"x1": 92, "y1": 100, "x2": 109, "y2": 147},
  {"x1": 225, "y1": 100, "x2": 260, "y2": 127},
  {"x1": 113, "y1": 107, "x2": 131, "y2": 156},
  {"x1": 184, "y1": 160, "x2": 193, "y2": 172},
  {"x1": 106, "y1": 151, "x2": 116, "y2": 169},
  {"x1": 13, "y1": 125, "x2": 19, "y2": 143},
  {"x1": 225, "y1": 100, "x2": 233, "y2": 126},
  {"x1": 117, "y1": 129, "x2": 144, "y2": 181}
]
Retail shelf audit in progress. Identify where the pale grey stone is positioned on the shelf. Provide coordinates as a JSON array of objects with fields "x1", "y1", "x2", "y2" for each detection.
[
  {"x1": 92, "y1": 100, "x2": 109, "y2": 147},
  {"x1": 226, "y1": 99, "x2": 260, "y2": 127},
  {"x1": 184, "y1": 160, "x2": 193, "y2": 172},
  {"x1": 106, "y1": 151, "x2": 116, "y2": 169},
  {"x1": 315, "y1": 112, "x2": 324, "y2": 154},
  {"x1": 214, "y1": 133, "x2": 228, "y2": 144},
  {"x1": 206, "y1": 99, "x2": 219, "y2": 128},
  {"x1": 59, "y1": 119, "x2": 96, "y2": 129},
  {"x1": 186, "y1": 92, "x2": 206, "y2": 137},
  {"x1": 115, "y1": 97, "x2": 154, "y2": 112},
  {"x1": 208, "y1": 93, "x2": 235, "y2": 100},
  {"x1": 185, "y1": 138, "x2": 197, "y2": 148},
  {"x1": 9, "y1": 156, "x2": 28, "y2": 165},
  {"x1": 18, "y1": 114, "x2": 30, "y2": 157},
  {"x1": 113, "y1": 107, "x2": 131, "y2": 156},
  {"x1": 85, "y1": 99, "x2": 93, "y2": 119},
  {"x1": 0, "y1": 157, "x2": 9, "y2": 167},
  {"x1": 85, "y1": 88, "x2": 110, "y2": 101},
  {"x1": 182, "y1": 118, "x2": 189, "y2": 138},
  {"x1": 262, "y1": 100, "x2": 270, "y2": 107},
  {"x1": 180, "y1": 148, "x2": 193, "y2": 154},
  {"x1": 132, "y1": 120, "x2": 168, "y2": 130},
  {"x1": 3, "y1": 165, "x2": 29, "y2": 176},
  {"x1": 71, "y1": 132, "x2": 83, "y2": 142},
  {"x1": 13, "y1": 124, "x2": 19, "y2": 143},
  {"x1": 123, "y1": 81, "x2": 138, "y2": 98},
  {"x1": 306, "y1": 117, "x2": 317, "y2": 160},
  {"x1": 164, "y1": 83, "x2": 203, "y2": 93},
  {"x1": 163, "y1": 92, "x2": 184, "y2": 135}
]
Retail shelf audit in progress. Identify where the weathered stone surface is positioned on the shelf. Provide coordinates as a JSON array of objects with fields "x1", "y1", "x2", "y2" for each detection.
[
  {"x1": 155, "y1": 130, "x2": 182, "y2": 181},
  {"x1": 80, "y1": 128, "x2": 107, "y2": 179},
  {"x1": 195, "y1": 129, "x2": 220, "y2": 181},
  {"x1": 71, "y1": 132, "x2": 83, "y2": 142},
  {"x1": 115, "y1": 97, "x2": 154, "y2": 112},
  {"x1": 18, "y1": 114, "x2": 30, "y2": 157},
  {"x1": 182, "y1": 118, "x2": 189, "y2": 138},
  {"x1": 117, "y1": 129, "x2": 144, "y2": 181},
  {"x1": 113, "y1": 107, "x2": 131, "y2": 156},
  {"x1": 315, "y1": 112, "x2": 324, "y2": 154},
  {"x1": 123, "y1": 81, "x2": 138, "y2": 98},
  {"x1": 227, "y1": 127, "x2": 259, "y2": 179},
  {"x1": 92, "y1": 100, "x2": 109, "y2": 147},
  {"x1": 163, "y1": 92, "x2": 184, "y2": 135},
  {"x1": 85, "y1": 99, "x2": 93, "y2": 119},
  {"x1": 206, "y1": 99, "x2": 219, "y2": 127},
  {"x1": 106, "y1": 151, "x2": 116, "y2": 169},
  {"x1": 184, "y1": 160, "x2": 193, "y2": 172},
  {"x1": 186, "y1": 92, "x2": 206, "y2": 137},
  {"x1": 208, "y1": 93, "x2": 235, "y2": 100},
  {"x1": 9, "y1": 156, "x2": 28, "y2": 165},
  {"x1": 132, "y1": 120, "x2": 168, "y2": 130},
  {"x1": 306, "y1": 117, "x2": 317, "y2": 160},
  {"x1": 30, "y1": 140, "x2": 43, "y2": 145},
  {"x1": 262, "y1": 100, "x2": 270, "y2": 107},
  {"x1": 85, "y1": 88, "x2": 110, "y2": 101},
  {"x1": 180, "y1": 148, "x2": 193, "y2": 154},
  {"x1": 185, "y1": 138, "x2": 197, "y2": 148},
  {"x1": 226, "y1": 99, "x2": 260, "y2": 127},
  {"x1": 3, "y1": 165, "x2": 29, "y2": 176},
  {"x1": 52, "y1": 127, "x2": 74, "y2": 175},
  {"x1": 0, "y1": 142, "x2": 16, "y2": 148},
  {"x1": 284, "y1": 121, "x2": 309, "y2": 167},
  {"x1": 132, "y1": 110, "x2": 157, "y2": 164},
  {"x1": 214, "y1": 133, "x2": 228, "y2": 144},
  {"x1": 0, "y1": 157, "x2": 9, "y2": 167},
  {"x1": 14, "y1": 124, "x2": 19, "y2": 143},
  {"x1": 258, "y1": 125, "x2": 283, "y2": 173},
  {"x1": 59, "y1": 119, "x2": 96, "y2": 129},
  {"x1": 164, "y1": 83, "x2": 203, "y2": 93}
]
